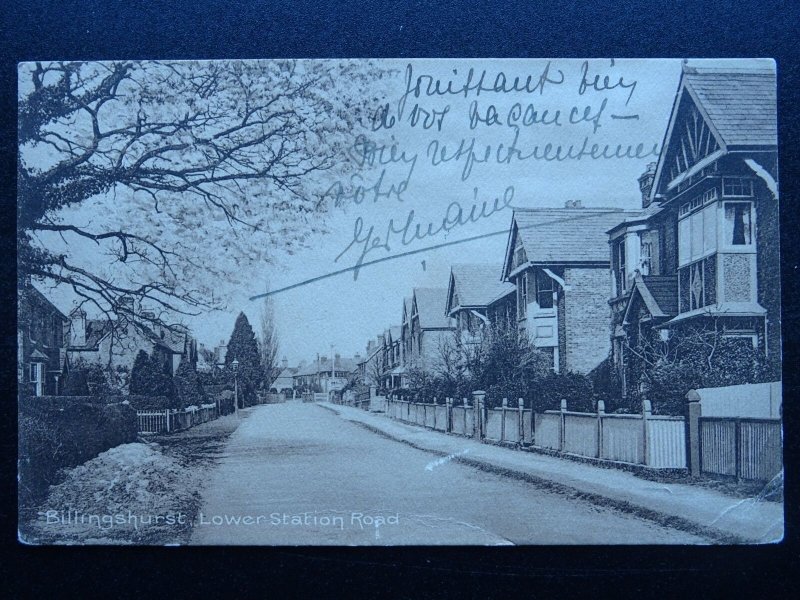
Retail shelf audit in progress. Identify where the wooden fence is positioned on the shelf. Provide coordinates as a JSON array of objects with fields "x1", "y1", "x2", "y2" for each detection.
[
  {"x1": 535, "y1": 401, "x2": 686, "y2": 468},
  {"x1": 137, "y1": 402, "x2": 219, "y2": 435},
  {"x1": 385, "y1": 395, "x2": 686, "y2": 471},
  {"x1": 698, "y1": 417, "x2": 782, "y2": 481}
]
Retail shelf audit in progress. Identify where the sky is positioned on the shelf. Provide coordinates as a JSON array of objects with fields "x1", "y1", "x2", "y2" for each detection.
[
  {"x1": 26, "y1": 58, "x2": 773, "y2": 366},
  {"x1": 227, "y1": 57, "x2": 683, "y2": 364}
]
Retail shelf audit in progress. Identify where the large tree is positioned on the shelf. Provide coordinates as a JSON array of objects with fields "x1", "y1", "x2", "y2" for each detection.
[
  {"x1": 18, "y1": 59, "x2": 386, "y2": 341},
  {"x1": 225, "y1": 312, "x2": 262, "y2": 407},
  {"x1": 259, "y1": 293, "x2": 280, "y2": 390}
]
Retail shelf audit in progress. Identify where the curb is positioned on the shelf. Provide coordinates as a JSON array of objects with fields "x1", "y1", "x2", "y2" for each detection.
[{"x1": 320, "y1": 403, "x2": 750, "y2": 544}]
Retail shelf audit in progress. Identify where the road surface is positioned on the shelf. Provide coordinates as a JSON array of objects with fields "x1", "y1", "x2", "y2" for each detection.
[{"x1": 190, "y1": 402, "x2": 706, "y2": 545}]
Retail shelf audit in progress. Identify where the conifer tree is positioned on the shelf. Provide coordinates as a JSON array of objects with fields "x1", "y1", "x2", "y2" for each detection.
[{"x1": 225, "y1": 312, "x2": 262, "y2": 407}]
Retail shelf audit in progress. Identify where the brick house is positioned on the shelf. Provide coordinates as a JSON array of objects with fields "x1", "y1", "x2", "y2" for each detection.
[
  {"x1": 608, "y1": 64, "x2": 779, "y2": 396},
  {"x1": 501, "y1": 204, "x2": 638, "y2": 373},
  {"x1": 18, "y1": 281, "x2": 68, "y2": 396},
  {"x1": 444, "y1": 264, "x2": 516, "y2": 341}
]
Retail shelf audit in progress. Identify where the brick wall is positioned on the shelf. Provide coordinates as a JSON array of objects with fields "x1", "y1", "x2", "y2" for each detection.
[{"x1": 563, "y1": 267, "x2": 613, "y2": 374}]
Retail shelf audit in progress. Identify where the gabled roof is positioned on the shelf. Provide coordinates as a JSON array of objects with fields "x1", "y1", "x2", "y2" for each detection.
[
  {"x1": 412, "y1": 287, "x2": 454, "y2": 330},
  {"x1": 503, "y1": 208, "x2": 635, "y2": 278},
  {"x1": 19, "y1": 283, "x2": 68, "y2": 323},
  {"x1": 446, "y1": 264, "x2": 515, "y2": 314},
  {"x1": 623, "y1": 275, "x2": 678, "y2": 324},
  {"x1": 651, "y1": 64, "x2": 777, "y2": 202},
  {"x1": 683, "y1": 67, "x2": 776, "y2": 147},
  {"x1": 402, "y1": 297, "x2": 412, "y2": 325}
]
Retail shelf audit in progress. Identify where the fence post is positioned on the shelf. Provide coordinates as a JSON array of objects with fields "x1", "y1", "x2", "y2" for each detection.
[
  {"x1": 642, "y1": 399, "x2": 652, "y2": 466},
  {"x1": 735, "y1": 418, "x2": 742, "y2": 481},
  {"x1": 501, "y1": 398, "x2": 508, "y2": 441},
  {"x1": 463, "y1": 397, "x2": 469, "y2": 435},
  {"x1": 597, "y1": 400, "x2": 605, "y2": 460},
  {"x1": 559, "y1": 399, "x2": 567, "y2": 452},
  {"x1": 518, "y1": 398, "x2": 524, "y2": 446},
  {"x1": 686, "y1": 390, "x2": 702, "y2": 477},
  {"x1": 472, "y1": 390, "x2": 485, "y2": 439},
  {"x1": 165, "y1": 409, "x2": 171, "y2": 433}
]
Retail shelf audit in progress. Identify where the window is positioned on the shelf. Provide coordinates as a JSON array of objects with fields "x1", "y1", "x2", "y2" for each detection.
[
  {"x1": 724, "y1": 202, "x2": 753, "y2": 247},
  {"x1": 517, "y1": 272, "x2": 528, "y2": 318},
  {"x1": 536, "y1": 271, "x2": 554, "y2": 309},
  {"x1": 617, "y1": 240, "x2": 627, "y2": 293},
  {"x1": 679, "y1": 204, "x2": 717, "y2": 266},
  {"x1": 722, "y1": 177, "x2": 754, "y2": 197},
  {"x1": 29, "y1": 363, "x2": 43, "y2": 396},
  {"x1": 640, "y1": 242, "x2": 652, "y2": 276}
]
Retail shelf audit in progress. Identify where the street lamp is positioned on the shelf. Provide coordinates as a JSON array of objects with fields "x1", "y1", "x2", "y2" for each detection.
[{"x1": 232, "y1": 357, "x2": 240, "y2": 417}]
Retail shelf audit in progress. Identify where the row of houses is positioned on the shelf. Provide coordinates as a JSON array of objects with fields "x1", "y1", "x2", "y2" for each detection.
[
  {"x1": 17, "y1": 283, "x2": 219, "y2": 396},
  {"x1": 356, "y1": 64, "x2": 781, "y2": 400}
]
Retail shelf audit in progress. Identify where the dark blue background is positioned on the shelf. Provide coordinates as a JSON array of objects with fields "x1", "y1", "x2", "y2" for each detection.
[{"x1": 2, "y1": 1, "x2": 798, "y2": 596}]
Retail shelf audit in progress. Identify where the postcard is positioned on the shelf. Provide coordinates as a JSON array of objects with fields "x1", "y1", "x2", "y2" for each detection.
[{"x1": 17, "y1": 58, "x2": 782, "y2": 545}]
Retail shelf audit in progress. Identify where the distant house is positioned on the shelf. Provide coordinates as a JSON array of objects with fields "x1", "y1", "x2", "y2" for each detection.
[
  {"x1": 18, "y1": 281, "x2": 68, "y2": 396},
  {"x1": 66, "y1": 305, "x2": 196, "y2": 376},
  {"x1": 501, "y1": 203, "x2": 638, "y2": 373},
  {"x1": 293, "y1": 354, "x2": 360, "y2": 393},
  {"x1": 270, "y1": 358, "x2": 298, "y2": 395},
  {"x1": 445, "y1": 264, "x2": 516, "y2": 341},
  {"x1": 609, "y1": 65, "x2": 780, "y2": 396},
  {"x1": 406, "y1": 287, "x2": 456, "y2": 373}
]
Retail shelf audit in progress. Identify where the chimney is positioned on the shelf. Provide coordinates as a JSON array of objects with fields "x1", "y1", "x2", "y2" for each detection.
[
  {"x1": 335, "y1": 353, "x2": 341, "y2": 362},
  {"x1": 638, "y1": 162, "x2": 657, "y2": 208},
  {"x1": 281, "y1": 357, "x2": 288, "y2": 369},
  {"x1": 564, "y1": 199, "x2": 582, "y2": 208},
  {"x1": 69, "y1": 307, "x2": 86, "y2": 347}
]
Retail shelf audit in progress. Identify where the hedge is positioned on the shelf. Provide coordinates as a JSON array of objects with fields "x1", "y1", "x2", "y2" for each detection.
[{"x1": 18, "y1": 398, "x2": 137, "y2": 511}]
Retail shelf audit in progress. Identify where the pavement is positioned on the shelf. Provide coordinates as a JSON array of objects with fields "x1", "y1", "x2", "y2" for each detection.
[
  {"x1": 320, "y1": 402, "x2": 784, "y2": 544},
  {"x1": 189, "y1": 401, "x2": 714, "y2": 545}
]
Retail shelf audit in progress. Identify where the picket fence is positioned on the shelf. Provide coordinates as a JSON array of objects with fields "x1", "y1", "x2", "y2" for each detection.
[{"x1": 137, "y1": 402, "x2": 219, "y2": 435}]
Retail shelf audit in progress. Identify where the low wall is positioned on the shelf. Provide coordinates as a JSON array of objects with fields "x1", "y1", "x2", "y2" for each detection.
[{"x1": 694, "y1": 381, "x2": 782, "y2": 418}]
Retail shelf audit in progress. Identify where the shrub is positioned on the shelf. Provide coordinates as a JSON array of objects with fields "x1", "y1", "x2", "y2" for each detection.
[
  {"x1": 173, "y1": 358, "x2": 206, "y2": 409},
  {"x1": 130, "y1": 350, "x2": 176, "y2": 401},
  {"x1": 61, "y1": 370, "x2": 90, "y2": 396},
  {"x1": 18, "y1": 398, "x2": 137, "y2": 511}
]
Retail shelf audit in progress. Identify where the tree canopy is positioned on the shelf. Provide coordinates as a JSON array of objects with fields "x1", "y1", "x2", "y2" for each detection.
[{"x1": 18, "y1": 59, "x2": 387, "y2": 337}]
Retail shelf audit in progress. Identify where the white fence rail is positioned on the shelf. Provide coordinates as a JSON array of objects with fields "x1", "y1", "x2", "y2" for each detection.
[{"x1": 137, "y1": 402, "x2": 220, "y2": 435}]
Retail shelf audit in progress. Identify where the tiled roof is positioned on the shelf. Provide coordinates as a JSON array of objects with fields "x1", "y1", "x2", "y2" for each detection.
[
  {"x1": 413, "y1": 287, "x2": 454, "y2": 330},
  {"x1": 683, "y1": 68, "x2": 777, "y2": 147},
  {"x1": 642, "y1": 276, "x2": 678, "y2": 316},
  {"x1": 450, "y1": 264, "x2": 514, "y2": 309},
  {"x1": 513, "y1": 208, "x2": 635, "y2": 265}
]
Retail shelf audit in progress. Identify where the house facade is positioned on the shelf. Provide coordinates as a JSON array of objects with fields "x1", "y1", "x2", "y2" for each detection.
[
  {"x1": 501, "y1": 204, "x2": 638, "y2": 374},
  {"x1": 406, "y1": 287, "x2": 456, "y2": 374},
  {"x1": 609, "y1": 65, "x2": 780, "y2": 396},
  {"x1": 18, "y1": 281, "x2": 68, "y2": 396},
  {"x1": 445, "y1": 264, "x2": 516, "y2": 343},
  {"x1": 66, "y1": 306, "x2": 195, "y2": 376}
]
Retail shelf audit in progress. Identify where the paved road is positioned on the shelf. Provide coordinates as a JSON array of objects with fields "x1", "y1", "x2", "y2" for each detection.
[{"x1": 190, "y1": 402, "x2": 706, "y2": 545}]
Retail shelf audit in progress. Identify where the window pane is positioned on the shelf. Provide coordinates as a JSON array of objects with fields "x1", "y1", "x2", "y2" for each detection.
[
  {"x1": 703, "y1": 204, "x2": 717, "y2": 253},
  {"x1": 537, "y1": 272, "x2": 554, "y2": 309},
  {"x1": 679, "y1": 218, "x2": 690, "y2": 264},
  {"x1": 691, "y1": 211, "x2": 703, "y2": 259},
  {"x1": 725, "y1": 203, "x2": 752, "y2": 245}
]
